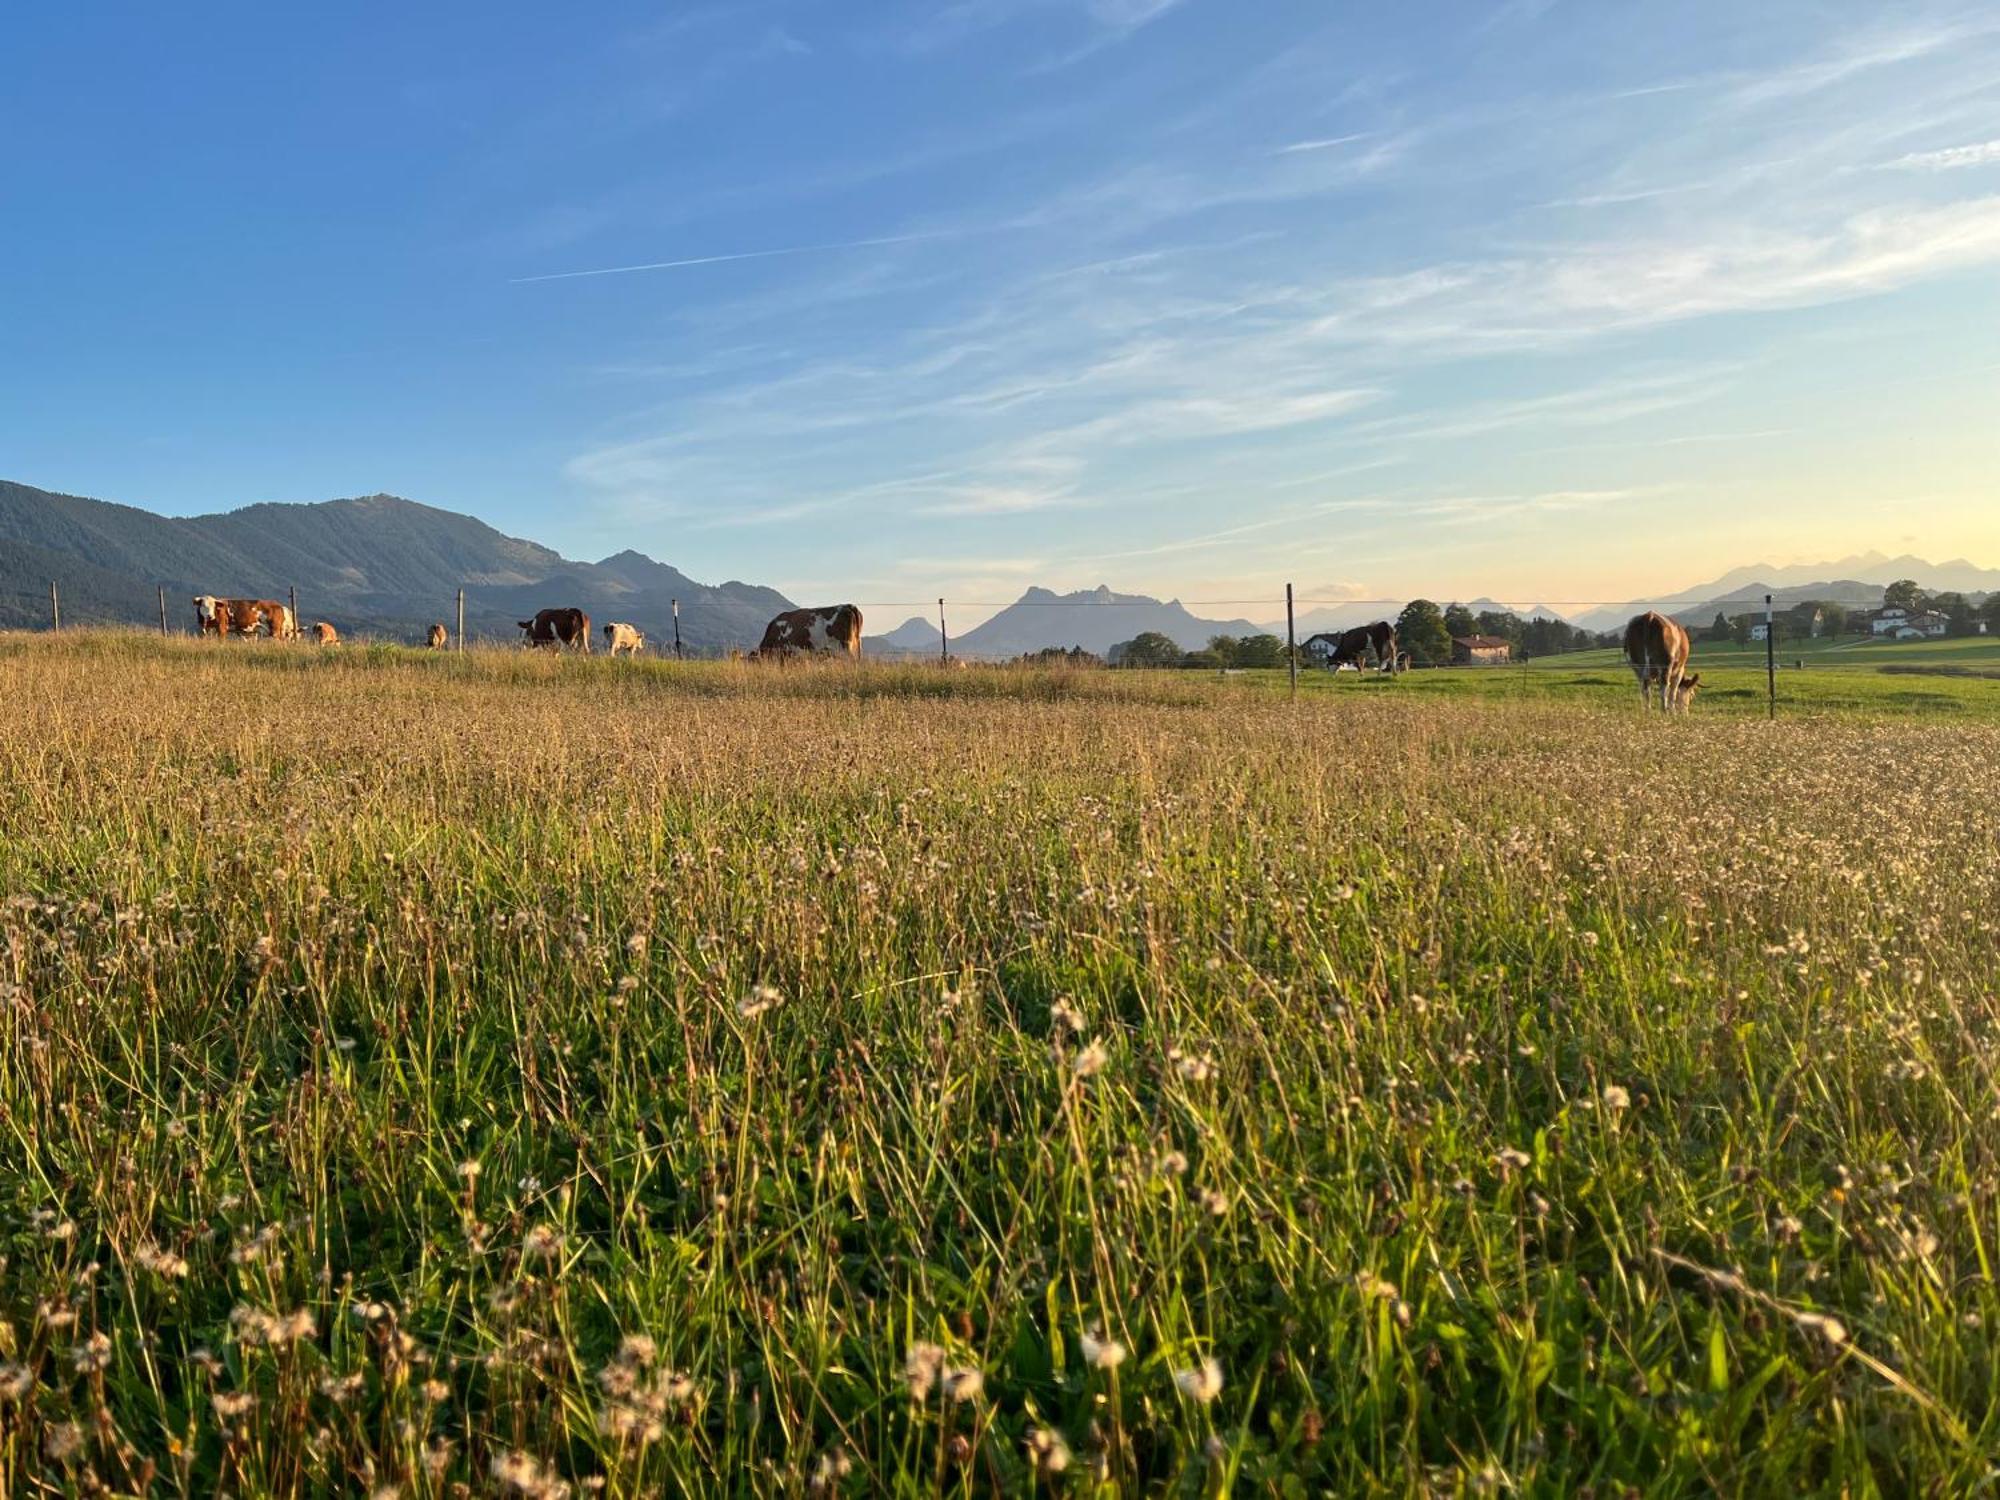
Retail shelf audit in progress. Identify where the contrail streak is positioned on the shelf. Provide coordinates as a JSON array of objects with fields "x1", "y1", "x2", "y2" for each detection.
[{"x1": 510, "y1": 228, "x2": 962, "y2": 284}]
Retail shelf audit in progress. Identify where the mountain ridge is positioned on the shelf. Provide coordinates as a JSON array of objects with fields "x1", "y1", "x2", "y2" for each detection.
[
  {"x1": 0, "y1": 479, "x2": 788, "y2": 650},
  {"x1": 1572, "y1": 554, "x2": 2000, "y2": 632},
  {"x1": 865, "y1": 585, "x2": 1263, "y2": 659},
  {"x1": 5, "y1": 476, "x2": 1990, "y2": 653}
]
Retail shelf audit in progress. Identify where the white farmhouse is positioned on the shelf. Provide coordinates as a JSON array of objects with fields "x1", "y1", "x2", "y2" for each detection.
[{"x1": 1870, "y1": 606, "x2": 1948, "y2": 639}]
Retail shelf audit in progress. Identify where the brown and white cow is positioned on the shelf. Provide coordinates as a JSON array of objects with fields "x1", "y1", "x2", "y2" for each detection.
[
  {"x1": 194, "y1": 596, "x2": 294, "y2": 639},
  {"x1": 518, "y1": 607, "x2": 592, "y2": 652},
  {"x1": 603, "y1": 622, "x2": 644, "y2": 657},
  {"x1": 427, "y1": 623, "x2": 449, "y2": 650},
  {"x1": 1624, "y1": 611, "x2": 1700, "y2": 711},
  {"x1": 750, "y1": 605, "x2": 863, "y2": 662},
  {"x1": 313, "y1": 622, "x2": 339, "y2": 645}
]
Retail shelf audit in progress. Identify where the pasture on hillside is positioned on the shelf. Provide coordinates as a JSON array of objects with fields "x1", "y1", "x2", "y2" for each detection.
[{"x1": 3, "y1": 633, "x2": 1999, "y2": 1496}]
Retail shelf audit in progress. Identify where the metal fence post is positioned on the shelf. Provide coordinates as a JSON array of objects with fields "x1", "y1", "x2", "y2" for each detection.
[
  {"x1": 158, "y1": 585, "x2": 169, "y2": 637},
  {"x1": 1765, "y1": 593, "x2": 1776, "y2": 720},
  {"x1": 50, "y1": 581, "x2": 60, "y2": 633},
  {"x1": 672, "y1": 598, "x2": 682, "y2": 660},
  {"x1": 939, "y1": 597, "x2": 949, "y2": 666},
  {"x1": 1286, "y1": 583, "x2": 1297, "y2": 698},
  {"x1": 457, "y1": 588, "x2": 466, "y2": 653}
]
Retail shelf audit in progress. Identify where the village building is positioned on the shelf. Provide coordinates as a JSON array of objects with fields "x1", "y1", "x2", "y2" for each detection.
[
  {"x1": 1869, "y1": 606, "x2": 1949, "y2": 639},
  {"x1": 1451, "y1": 634, "x2": 1513, "y2": 666}
]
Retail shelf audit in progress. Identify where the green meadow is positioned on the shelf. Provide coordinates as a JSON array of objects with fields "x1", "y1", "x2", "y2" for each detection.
[{"x1": 2, "y1": 633, "x2": 1998, "y2": 1496}]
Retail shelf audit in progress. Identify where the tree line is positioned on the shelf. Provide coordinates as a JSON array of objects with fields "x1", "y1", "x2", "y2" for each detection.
[{"x1": 1095, "y1": 603, "x2": 1600, "y2": 669}]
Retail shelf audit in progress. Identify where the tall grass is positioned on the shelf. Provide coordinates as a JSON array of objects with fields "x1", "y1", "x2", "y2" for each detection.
[{"x1": 2, "y1": 634, "x2": 1997, "y2": 1494}]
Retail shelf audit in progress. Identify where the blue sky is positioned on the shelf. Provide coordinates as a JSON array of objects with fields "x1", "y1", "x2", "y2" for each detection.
[{"x1": 4, "y1": 1, "x2": 1997, "y2": 619}]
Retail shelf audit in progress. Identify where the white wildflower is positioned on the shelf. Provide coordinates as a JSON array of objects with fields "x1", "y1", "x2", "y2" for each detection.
[
  {"x1": 1080, "y1": 1327, "x2": 1127, "y2": 1370},
  {"x1": 521, "y1": 1224, "x2": 565, "y2": 1262},
  {"x1": 1174, "y1": 1358, "x2": 1224, "y2": 1403},
  {"x1": 738, "y1": 984, "x2": 783, "y2": 1020},
  {"x1": 903, "y1": 1341, "x2": 946, "y2": 1400}
]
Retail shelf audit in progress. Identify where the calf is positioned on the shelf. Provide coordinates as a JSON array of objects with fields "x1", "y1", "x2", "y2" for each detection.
[
  {"x1": 313, "y1": 622, "x2": 339, "y2": 645},
  {"x1": 603, "y1": 622, "x2": 644, "y2": 657},
  {"x1": 427, "y1": 623, "x2": 449, "y2": 650}
]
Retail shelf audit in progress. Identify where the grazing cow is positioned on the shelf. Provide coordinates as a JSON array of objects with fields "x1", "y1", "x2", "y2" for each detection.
[
  {"x1": 1624, "y1": 611, "x2": 1700, "y2": 711},
  {"x1": 193, "y1": 595, "x2": 226, "y2": 636},
  {"x1": 1305, "y1": 621, "x2": 1399, "y2": 674},
  {"x1": 313, "y1": 622, "x2": 339, "y2": 645},
  {"x1": 603, "y1": 622, "x2": 645, "y2": 657},
  {"x1": 427, "y1": 623, "x2": 449, "y2": 650},
  {"x1": 518, "y1": 607, "x2": 592, "y2": 652},
  {"x1": 750, "y1": 605, "x2": 864, "y2": 662}
]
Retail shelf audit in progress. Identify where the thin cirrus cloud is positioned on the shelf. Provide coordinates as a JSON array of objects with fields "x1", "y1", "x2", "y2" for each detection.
[
  {"x1": 1884, "y1": 139, "x2": 2000, "y2": 171},
  {"x1": 1272, "y1": 132, "x2": 1372, "y2": 156},
  {"x1": 511, "y1": 227, "x2": 980, "y2": 283},
  {"x1": 897, "y1": 0, "x2": 1183, "y2": 55}
]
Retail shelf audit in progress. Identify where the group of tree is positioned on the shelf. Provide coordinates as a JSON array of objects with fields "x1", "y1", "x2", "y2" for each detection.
[
  {"x1": 1398, "y1": 601, "x2": 1597, "y2": 665},
  {"x1": 1107, "y1": 632, "x2": 1290, "y2": 669},
  {"x1": 1706, "y1": 600, "x2": 1852, "y2": 645},
  {"x1": 1704, "y1": 581, "x2": 1997, "y2": 643},
  {"x1": 1888, "y1": 579, "x2": 2000, "y2": 634},
  {"x1": 1109, "y1": 607, "x2": 1599, "y2": 670},
  {"x1": 1011, "y1": 645, "x2": 1104, "y2": 668}
]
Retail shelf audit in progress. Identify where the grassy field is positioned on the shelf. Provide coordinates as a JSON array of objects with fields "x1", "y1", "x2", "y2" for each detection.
[
  {"x1": 1280, "y1": 633, "x2": 2000, "y2": 719},
  {"x1": 3, "y1": 633, "x2": 2000, "y2": 1495}
]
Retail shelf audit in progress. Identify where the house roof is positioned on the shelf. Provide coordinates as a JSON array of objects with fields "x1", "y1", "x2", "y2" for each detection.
[{"x1": 1453, "y1": 634, "x2": 1512, "y2": 650}]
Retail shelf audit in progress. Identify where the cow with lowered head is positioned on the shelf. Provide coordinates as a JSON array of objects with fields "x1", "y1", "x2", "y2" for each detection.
[
  {"x1": 1624, "y1": 611, "x2": 1700, "y2": 711},
  {"x1": 750, "y1": 605, "x2": 863, "y2": 662},
  {"x1": 518, "y1": 607, "x2": 592, "y2": 652}
]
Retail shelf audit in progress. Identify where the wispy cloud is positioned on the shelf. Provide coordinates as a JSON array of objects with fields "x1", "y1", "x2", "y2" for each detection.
[
  {"x1": 1730, "y1": 23, "x2": 1963, "y2": 107},
  {"x1": 1272, "y1": 132, "x2": 1371, "y2": 157},
  {"x1": 916, "y1": 483, "x2": 1077, "y2": 517},
  {"x1": 1884, "y1": 139, "x2": 2000, "y2": 171},
  {"x1": 897, "y1": 0, "x2": 1183, "y2": 58},
  {"x1": 511, "y1": 228, "x2": 977, "y2": 283}
]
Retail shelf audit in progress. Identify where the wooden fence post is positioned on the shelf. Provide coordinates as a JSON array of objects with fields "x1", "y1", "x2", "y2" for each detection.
[
  {"x1": 457, "y1": 589, "x2": 466, "y2": 653},
  {"x1": 159, "y1": 585, "x2": 169, "y2": 637},
  {"x1": 50, "y1": 582, "x2": 61, "y2": 633}
]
